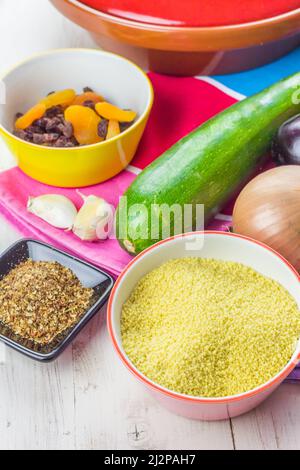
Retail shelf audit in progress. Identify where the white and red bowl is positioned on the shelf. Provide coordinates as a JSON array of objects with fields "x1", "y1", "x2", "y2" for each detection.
[{"x1": 108, "y1": 231, "x2": 300, "y2": 421}]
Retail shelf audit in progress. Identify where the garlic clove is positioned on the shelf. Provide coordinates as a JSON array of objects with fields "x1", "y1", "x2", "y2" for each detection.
[
  {"x1": 95, "y1": 201, "x2": 115, "y2": 240},
  {"x1": 73, "y1": 193, "x2": 114, "y2": 241},
  {"x1": 73, "y1": 195, "x2": 101, "y2": 241},
  {"x1": 27, "y1": 195, "x2": 77, "y2": 230}
]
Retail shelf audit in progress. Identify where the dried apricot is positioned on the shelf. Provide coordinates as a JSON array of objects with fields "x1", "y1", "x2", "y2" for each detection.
[
  {"x1": 15, "y1": 103, "x2": 46, "y2": 130},
  {"x1": 95, "y1": 102, "x2": 137, "y2": 123},
  {"x1": 106, "y1": 120, "x2": 120, "y2": 140},
  {"x1": 65, "y1": 105, "x2": 102, "y2": 145},
  {"x1": 72, "y1": 92, "x2": 103, "y2": 106},
  {"x1": 40, "y1": 89, "x2": 76, "y2": 109}
]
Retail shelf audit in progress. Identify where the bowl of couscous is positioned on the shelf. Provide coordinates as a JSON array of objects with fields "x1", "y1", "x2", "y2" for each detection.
[{"x1": 108, "y1": 231, "x2": 300, "y2": 421}]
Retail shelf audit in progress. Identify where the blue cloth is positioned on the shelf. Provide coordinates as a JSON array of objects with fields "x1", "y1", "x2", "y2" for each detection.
[{"x1": 214, "y1": 46, "x2": 300, "y2": 96}]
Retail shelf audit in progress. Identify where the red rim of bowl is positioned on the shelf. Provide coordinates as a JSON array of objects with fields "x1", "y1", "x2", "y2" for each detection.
[
  {"x1": 53, "y1": 1, "x2": 300, "y2": 52},
  {"x1": 107, "y1": 231, "x2": 300, "y2": 404},
  {"x1": 70, "y1": 0, "x2": 300, "y2": 32}
]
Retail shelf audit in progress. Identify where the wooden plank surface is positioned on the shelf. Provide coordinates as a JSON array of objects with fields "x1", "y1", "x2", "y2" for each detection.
[{"x1": 0, "y1": 0, "x2": 299, "y2": 450}]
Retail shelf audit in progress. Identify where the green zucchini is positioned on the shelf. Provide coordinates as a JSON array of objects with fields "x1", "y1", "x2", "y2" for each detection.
[{"x1": 117, "y1": 72, "x2": 300, "y2": 255}]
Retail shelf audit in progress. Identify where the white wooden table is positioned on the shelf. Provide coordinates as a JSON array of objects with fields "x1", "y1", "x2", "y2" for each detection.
[{"x1": 0, "y1": 0, "x2": 299, "y2": 451}]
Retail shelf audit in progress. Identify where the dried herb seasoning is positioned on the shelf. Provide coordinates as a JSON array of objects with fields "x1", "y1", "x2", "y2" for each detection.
[{"x1": 0, "y1": 259, "x2": 93, "y2": 345}]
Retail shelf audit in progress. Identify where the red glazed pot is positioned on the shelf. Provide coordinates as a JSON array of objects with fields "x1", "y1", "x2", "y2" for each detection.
[
  {"x1": 80, "y1": 0, "x2": 300, "y2": 27},
  {"x1": 51, "y1": 0, "x2": 300, "y2": 75}
]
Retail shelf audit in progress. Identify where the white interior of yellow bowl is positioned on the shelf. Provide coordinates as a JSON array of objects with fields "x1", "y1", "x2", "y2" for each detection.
[
  {"x1": 0, "y1": 48, "x2": 152, "y2": 136},
  {"x1": 110, "y1": 232, "x2": 300, "y2": 401}
]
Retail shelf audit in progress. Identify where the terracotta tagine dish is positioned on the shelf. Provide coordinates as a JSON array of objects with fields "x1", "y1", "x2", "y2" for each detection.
[{"x1": 51, "y1": 0, "x2": 300, "y2": 75}]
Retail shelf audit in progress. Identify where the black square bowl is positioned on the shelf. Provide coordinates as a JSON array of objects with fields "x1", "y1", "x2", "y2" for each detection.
[{"x1": 0, "y1": 239, "x2": 114, "y2": 362}]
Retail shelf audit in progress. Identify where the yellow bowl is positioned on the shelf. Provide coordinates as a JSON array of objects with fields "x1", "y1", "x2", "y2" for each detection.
[{"x1": 0, "y1": 49, "x2": 153, "y2": 187}]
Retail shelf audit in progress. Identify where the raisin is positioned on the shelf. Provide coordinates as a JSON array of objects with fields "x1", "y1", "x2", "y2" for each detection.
[
  {"x1": 26, "y1": 125, "x2": 44, "y2": 134},
  {"x1": 83, "y1": 100, "x2": 96, "y2": 110},
  {"x1": 24, "y1": 130, "x2": 34, "y2": 140},
  {"x1": 45, "y1": 106, "x2": 64, "y2": 118},
  {"x1": 54, "y1": 136, "x2": 76, "y2": 147},
  {"x1": 32, "y1": 134, "x2": 47, "y2": 145},
  {"x1": 45, "y1": 117, "x2": 63, "y2": 133},
  {"x1": 33, "y1": 118, "x2": 47, "y2": 130},
  {"x1": 72, "y1": 92, "x2": 103, "y2": 107},
  {"x1": 120, "y1": 122, "x2": 132, "y2": 133},
  {"x1": 14, "y1": 129, "x2": 32, "y2": 142},
  {"x1": 98, "y1": 119, "x2": 109, "y2": 139},
  {"x1": 83, "y1": 87, "x2": 94, "y2": 93},
  {"x1": 33, "y1": 133, "x2": 60, "y2": 145},
  {"x1": 60, "y1": 121, "x2": 73, "y2": 138}
]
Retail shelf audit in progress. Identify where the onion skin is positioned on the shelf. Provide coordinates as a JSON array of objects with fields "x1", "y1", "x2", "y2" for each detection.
[{"x1": 232, "y1": 166, "x2": 300, "y2": 272}]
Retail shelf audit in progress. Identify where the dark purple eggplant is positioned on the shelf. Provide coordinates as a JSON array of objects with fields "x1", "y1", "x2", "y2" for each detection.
[{"x1": 271, "y1": 114, "x2": 300, "y2": 166}]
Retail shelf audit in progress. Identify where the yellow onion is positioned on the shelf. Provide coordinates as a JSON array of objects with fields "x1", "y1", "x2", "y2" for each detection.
[{"x1": 232, "y1": 165, "x2": 300, "y2": 271}]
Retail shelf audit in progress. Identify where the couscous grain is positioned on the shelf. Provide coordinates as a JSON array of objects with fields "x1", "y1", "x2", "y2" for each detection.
[{"x1": 121, "y1": 258, "x2": 300, "y2": 398}]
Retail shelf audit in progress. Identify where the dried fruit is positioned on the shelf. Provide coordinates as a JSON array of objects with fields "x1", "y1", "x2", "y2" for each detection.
[
  {"x1": 53, "y1": 136, "x2": 78, "y2": 148},
  {"x1": 95, "y1": 102, "x2": 137, "y2": 123},
  {"x1": 107, "y1": 120, "x2": 120, "y2": 140},
  {"x1": 98, "y1": 119, "x2": 109, "y2": 139},
  {"x1": 15, "y1": 103, "x2": 46, "y2": 130},
  {"x1": 40, "y1": 89, "x2": 76, "y2": 109},
  {"x1": 83, "y1": 100, "x2": 96, "y2": 110},
  {"x1": 45, "y1": 105, "x2": 64, "y2": 118},
  {"x1": 32, "y1": 133, "x2": 60, "y2": 145},
  {"x1": 45, "y1": 117, "x2": 73, "y2": 138},
  {"x1": 83, "y1": 86, "x2": 94, "y2": 93},
  {"x1": 120, "y1": 122, "x2": 132, "y2": 133},
  {"x1": 65, "y1": 105, "x2": 102, "y2": 145},
  {"x1": 72, "y1": 92, "x2": 103, "y2": 107},
  {"x1": 13, "y1": 87, "x2": 136, "y2": 147}
]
